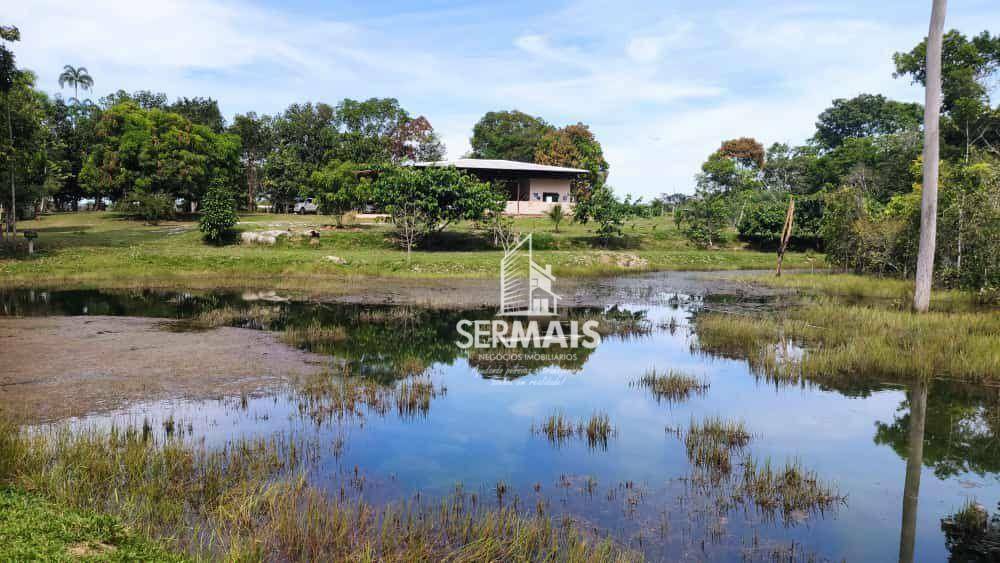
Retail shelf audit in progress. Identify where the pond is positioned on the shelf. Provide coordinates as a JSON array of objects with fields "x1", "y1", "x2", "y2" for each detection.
[{"x1": 2, "y1": 286, "x2": 998, "y2": 561}]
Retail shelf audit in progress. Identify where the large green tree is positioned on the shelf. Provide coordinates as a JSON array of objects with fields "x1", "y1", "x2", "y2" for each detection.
[
  {"x1": 79, "y1": 102, "x2": 241, "y2": 208},
  {"x1": 813, "y1": 94, "x2": 923, "y2": 151},
  {"x1": 470, "y1": 110, "x2": 552, "y2": 162},
  {"x1": 534, "y1": 122, "x2": 608, "y2": 193}
]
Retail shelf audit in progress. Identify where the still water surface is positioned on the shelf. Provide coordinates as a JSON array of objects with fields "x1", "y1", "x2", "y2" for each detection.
[{"x1": 2, "y1": 287, "x2": 998, "y2": 561}]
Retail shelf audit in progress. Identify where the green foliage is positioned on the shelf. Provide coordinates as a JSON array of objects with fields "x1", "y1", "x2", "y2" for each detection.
[
  {"x1": 676, "y1": 194, "x2": 729, "y2": 248},
  {"x1": 79, "y1": 102, "x2": 241, "y2": 204},
  {"x1": 198, "y1": 182, "x2": 237, "y2": 243},
  {"x1": 893, "y1": 30, "x2": 1000, "y2": 112},
  {"x1": 308, "y1": 160, "x2": 367, "y2": 226},
  {"x1": 813, "y1": 93, "x2": 922, "y2": 150},
  {"x1": 372, "y1": 166, "x2": 502, "y2": 252},
  {"x1": 738, "y1": 193, "x2": 823, "y2": 248},
  {"x1": 546, "y1": 203, "x2": 565, "y2": 232},
  {"x1": 534, "y1": 123, "x2": 608, "y2": 192},
  {"x1": 573, "y1": 186, "x2": 633, "y2": 246},
  {"x1": 470, "y1": 110, "x2": 552, "y2": 162},
  {"x1": 0, "y1": 488, "x2": 184, "y2": 562},
  {"x1": 113, "y1": 188, "x2": 174, "y2": 224}
]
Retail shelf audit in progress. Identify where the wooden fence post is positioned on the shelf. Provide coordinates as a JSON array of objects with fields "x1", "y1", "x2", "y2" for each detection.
[{"x1": 775, "y1": 196, "x2": 795, "y2": 277}]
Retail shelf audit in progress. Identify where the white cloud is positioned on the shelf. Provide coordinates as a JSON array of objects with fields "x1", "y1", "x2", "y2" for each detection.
[{"x1": 8, "y1": 0, "x2": 999, "y2": 199}]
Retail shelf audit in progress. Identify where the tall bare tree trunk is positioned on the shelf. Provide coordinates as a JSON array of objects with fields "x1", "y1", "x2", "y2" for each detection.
[
  {"x1": 913, "y1": 0, "x2": 947, "y2": 312},
  {"x1": 775, "y1": 196, "x2": 795, "y2": 277},
  {"x1": 6, "y1": 97, "x2": 15, "y2": 239}
]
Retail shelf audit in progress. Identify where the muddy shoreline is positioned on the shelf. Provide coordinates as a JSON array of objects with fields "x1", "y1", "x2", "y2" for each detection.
[{"x1": 0, "y1": 271, "x2": 789, "y2": 422}]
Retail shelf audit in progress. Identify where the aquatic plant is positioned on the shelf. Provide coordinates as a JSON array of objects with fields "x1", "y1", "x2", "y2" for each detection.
[
  {"x1": 532, "y1": 411, "x2": 617, "y2": 450},
  {"x1": 683, "y1": 417, "x2": 752, "y2": 475},
  {"x1": 0, "y1": 421, "x2": 638, "y2": 562},
  {"x1": 736, "y1": 456, "x2": 844, "y2": 520},
  {"x1": 281, "y1": 322, "x2": 348, "y2": 351},
  {"x1": 630, "y1": 368, "x2": 709, "y2": 403},
  {"x1": 694, "y1": 298, "x2": 1000, "y2": 382},
  {"x1": 190, "y1": 304, "x2": 285, "y2": 330}
]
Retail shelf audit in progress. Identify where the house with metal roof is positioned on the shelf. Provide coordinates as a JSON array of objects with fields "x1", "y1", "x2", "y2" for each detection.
[{"x1": 411, "y1": 159, "x2": 587, "y2": 216}]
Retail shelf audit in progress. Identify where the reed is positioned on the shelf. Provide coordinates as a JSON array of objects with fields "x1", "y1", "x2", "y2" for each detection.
[
  {"x1": 532, "y1": 411, "x2": 617, "y2": 450},
  {"x1": 736, "y1": 456, "x2": 844, "y2": 519},
  {"x1": 0, "y1": 421, "x2": 638, "y2": 562},
  {"x1": 683, "y1": 417, "x2": 752, "y2": 475},
  {"x1": 695, "y1": 298, "x2": 1000, "y2": 382},
  {"x1": 190, "y1": 304, "x2": 285, "y2": 330},
  {"x1": 281, "y1": 321, "x2": 348, "y2": 350},
  {"x1": 630, "y1": 368, "x2": 709, "y2": 403}
]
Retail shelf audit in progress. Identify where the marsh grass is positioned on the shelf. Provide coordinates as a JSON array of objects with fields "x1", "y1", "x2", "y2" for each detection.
[
  {"x1": 281, "y1": 321, "x2": 348, "y2": 351},
  {"x1": 0, "y1": 421, "x2": 637, "y2": 562},
  {"x1": 695, "y1": 298, "x2": 1000, "y2": 382},
  {"x1": 189, "y1": 304, "x2": 285, "y2": 330},
  {"x1": 683, "y1": 417, "x2": 752, "y2": 475},
  {"x1": 752, "y1": 273, "x2": 984, "y2": 310},
  {"x1": 631, "y1": 368, "x2": 709, "y2": 404},
  {"x1": 532, "y1": 411, "x2": 617, "y2": 450},
  {"x1": 736, "y1": 456, "x2": 845, "y2": 520},
  {"x1": 295, "y1": 372, "x2": 445, "y2": 423}
]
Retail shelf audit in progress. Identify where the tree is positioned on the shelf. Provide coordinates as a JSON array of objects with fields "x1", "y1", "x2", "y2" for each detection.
[
  {"x1": 334, "y1": 97, "x2": 443, "y2": 164},
  {"x1": 79, "y1": 102, "x2": 241, "y2": 209},
  {"x1": 546, "y1": 203, "x2": 565, "y2": 233},
  {"x1": 371, "y1": 165, "x2": 502, "y2": 258},
  {"x1": 57, "y1": 65, "x2": 93, "y2": 105},
  {"x1": 676, "y1": 194, "x2": 729, "y2": 248},
  {"x1": 572, "y1": 185, "x2": 632, "y2": 246},
  {"x1": 229, "y1": 112, "x2": 273, "y2": 209},
  {"x1": 534, "y1": 123, "x2": 609, "y2": 194},
  {"x1": 308, "y1": 160, "x2": 366, "y2": 227},
  {"x1": 199, "y1": 180, "x2": 238, "y2": 242},
  {"x1": 813, "y1": 94, "x2": 923, "y2": 150},
  {"x1": 1, "y1": 24, "x2": 20, "y2": 237},
  {"x1": 470, "y1": 110, "x2": 552, "y2": 162},
  {"x1": 913, "y1": 0, "x2": 947, "y2": 313},
  {"x1": 169, "y1": 97, "x2": 225, "y2": 132}
]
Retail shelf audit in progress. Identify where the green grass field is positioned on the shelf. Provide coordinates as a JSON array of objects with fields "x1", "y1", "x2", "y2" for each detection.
[
  {"x1": 0, "y1": 212, "x2": 821, "y2": 291},
  {"x1": 0, "y1": 488, "x2": 184, "y2": 562}
]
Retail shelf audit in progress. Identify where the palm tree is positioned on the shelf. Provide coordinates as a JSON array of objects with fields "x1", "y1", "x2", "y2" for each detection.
[
  {"x1": 913, "y1": 0, "x2": 947, "y2": 313},
  {"x1": 58, "y1": 65, "x2": 93, "y2": 103}
]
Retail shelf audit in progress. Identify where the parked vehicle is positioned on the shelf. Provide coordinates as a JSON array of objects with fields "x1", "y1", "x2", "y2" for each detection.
[{"x1": 293, "y1": 198, "x2": 318, "y2": 214}]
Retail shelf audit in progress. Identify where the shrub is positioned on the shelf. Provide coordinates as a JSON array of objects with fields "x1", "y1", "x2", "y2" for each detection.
[
  {"x1": 199, "y1": 182, "x2": 238, "y2": 243},
  {"x1": 113, "y1": 188, "x2": 174, "y2": 224}
]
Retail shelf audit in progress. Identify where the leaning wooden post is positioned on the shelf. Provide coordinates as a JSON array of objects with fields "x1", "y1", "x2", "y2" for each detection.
[{"x1": 775, "y1": 196, "x2": 795, "y2": 277}]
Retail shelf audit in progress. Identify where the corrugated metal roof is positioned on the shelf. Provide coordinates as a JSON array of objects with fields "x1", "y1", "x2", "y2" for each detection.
[{"x1": 410, "y1": 158, "x2": 588, "y2": 174}]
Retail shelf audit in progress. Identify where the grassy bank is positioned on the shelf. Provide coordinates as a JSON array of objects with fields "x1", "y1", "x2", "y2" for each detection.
[
  {"x1": 0, "y1": 212, "x2": 817, "y2": 291},
  {"x1": 0, "y1": 488, "x2": 184, "y2": 562},
  {"x1": 0, "y1": 383, "x2": 637, "y2": 562},
  {"x1": 696, "y1": 273, "x2": 1000, "y2": 383}
]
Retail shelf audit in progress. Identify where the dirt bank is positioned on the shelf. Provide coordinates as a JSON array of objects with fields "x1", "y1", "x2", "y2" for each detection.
[{"x1": 0, "y1": 316, "x2": 329, "y2": 422}]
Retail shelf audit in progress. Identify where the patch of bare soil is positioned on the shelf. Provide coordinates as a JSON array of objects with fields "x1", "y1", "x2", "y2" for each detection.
[{"x1": 0, "y1": 316, "x2": 329, "y2": 422}]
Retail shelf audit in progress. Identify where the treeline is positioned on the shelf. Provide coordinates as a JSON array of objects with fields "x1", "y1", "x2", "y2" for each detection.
[
  {"x1": 0, "y1": 24, "x2": 611, "y2": 242},
  {"x1": 668, "y1": 29, "x2": 999, "y2": 291}
]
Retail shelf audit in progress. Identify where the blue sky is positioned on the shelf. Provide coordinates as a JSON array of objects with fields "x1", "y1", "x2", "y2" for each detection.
[{"x1": 10, "y1": 0, "x2": 1000, "y2": 198}]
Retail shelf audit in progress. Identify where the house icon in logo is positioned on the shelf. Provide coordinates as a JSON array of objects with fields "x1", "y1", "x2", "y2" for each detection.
[{"x1": 499, "y1": 234, "x2": 560, "y2": 316}]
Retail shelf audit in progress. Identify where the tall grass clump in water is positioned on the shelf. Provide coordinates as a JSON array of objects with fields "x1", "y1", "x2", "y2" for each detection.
[
  {"x1": 190, "y1": 304, "x2": 285, "y2": 330},
  {"x1": 532, "y1": 411, "x2": 617, "y2": 450},
  {"x1": 630, "y1": 368, "x2": 709, "y2": 403},
  {"x1": 295, "y1": 372, "x2": 444, "y2": 423},
  {"x1": 0, "y1": 421, "x2": 638, "y2": 561},
  {"x1": 695, "y1": 298, "x2": 1000, "y2": 382},
  {"x1": 281, "y1": 321, "x2": 348, "y2": 351},
  {"x1": 737, "y1": 456, "x2": 844, "y2": 520},
  {"x1": 683, "y1": 417, "x2": 752, "y2": 475}
]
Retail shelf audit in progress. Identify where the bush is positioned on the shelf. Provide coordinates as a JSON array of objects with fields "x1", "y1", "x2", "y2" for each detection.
[
  {"x1": 113, "y1": 188, "x2": 174, "y2": 224},
  {"x1": 199, "y1": 183, "x2": 238, "y2": 243},
  {"x1": 738, "y1": 193, "x2": 823, "y2": 249},
  {"x1": 675, "y1": 195, "x2": 728, "y2": 248}
]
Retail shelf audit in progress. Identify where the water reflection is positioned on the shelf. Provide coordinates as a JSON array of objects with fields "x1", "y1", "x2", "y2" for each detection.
[{"x1": 2, "y1": 288, "x2": 999, "y2": 561}]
